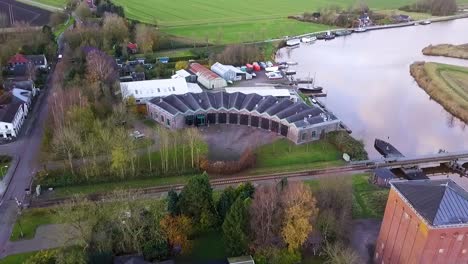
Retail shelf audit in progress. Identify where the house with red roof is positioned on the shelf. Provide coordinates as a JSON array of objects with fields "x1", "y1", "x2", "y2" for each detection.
[
  {"x1": 127, "y1": 43, "x2": 138, "y2": 54},
  {"x1": 189, "y1": 63, "x2": 227, "y2": 89}
]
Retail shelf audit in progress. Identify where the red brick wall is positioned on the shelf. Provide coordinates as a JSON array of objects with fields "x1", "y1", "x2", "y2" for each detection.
[{"x1": 375, "y1": 188, "x2": 468, "y2": 264}]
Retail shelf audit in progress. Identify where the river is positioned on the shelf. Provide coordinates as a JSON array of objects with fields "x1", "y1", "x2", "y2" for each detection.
[{"x1": 277, "y1": 18, "x2": 468, "y2": 158}]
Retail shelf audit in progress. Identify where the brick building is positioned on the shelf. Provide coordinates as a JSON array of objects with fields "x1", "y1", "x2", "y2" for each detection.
[{"x1": 375, "y1": 179, "x2": 468, "y2": 264}]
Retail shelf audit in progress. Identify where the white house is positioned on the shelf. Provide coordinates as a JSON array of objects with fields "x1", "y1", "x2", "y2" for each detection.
[
  {"x1": 0, "y1": 102, "x2": 26, "y2": 139},
  {"x1": 120, "y1": 78, "x2": 202, "y2": 104}
]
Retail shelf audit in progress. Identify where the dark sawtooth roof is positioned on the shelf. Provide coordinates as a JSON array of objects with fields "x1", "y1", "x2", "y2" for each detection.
[
  {"x1": 149, "y1": 92, "x2": 338, "y2": 127},
  {"x1": 392, "y1": 179, "x2": 468, "y2": 226}
]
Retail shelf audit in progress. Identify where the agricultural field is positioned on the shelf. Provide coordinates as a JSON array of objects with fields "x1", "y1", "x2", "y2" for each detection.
[
  {"x1": 23, "y1": 0, "x2": 67, "y2": 8},
  {"x1": 113, "y1": 0, "x2": 415, "y2": 42},
  {"x1": 410, "y1": 62, "x2": 468, "y2": 123}
]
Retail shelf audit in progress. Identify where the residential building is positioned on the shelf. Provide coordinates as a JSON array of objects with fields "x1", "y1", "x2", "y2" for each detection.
[
  {"x1": 120, "y1": 78, "x2": 202, "y2": 104},
  {"x1": 127, "y1": 43, "x2": 138, "y2": 54},
  {"x1": 8, "y1": 54, "x2": 47, "y2": 70},
  {"x1": 0, "y1": 102, "x2": 26, "y2": 139},
  {"x1": 371, "y1": 168, "x2": 397, "y2": 187},
  {"x1": 189, "y1": 63, "x2": 227, "y2": 89},
  {"x1": 25, "y1": 55, "x2": 48, "y2": 70},
  {"x1": 146, "y1": 91, "x2": 341, "y2": 144},
  {"x1": 374, "y1": 179, "x2": 468, "y2": 264}
]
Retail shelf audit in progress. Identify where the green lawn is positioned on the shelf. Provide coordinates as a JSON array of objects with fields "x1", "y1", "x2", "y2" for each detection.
[
  {"x1": 255, "y1": 139, "x2": 342, "y2": 169},
  {"x1": 0, "y1": 156, "x2": 11, "y2": 180},
  {"x1": 412, "y1": 62, "x2": 468, "y2": 123},
  {"x1": 112, "y1": 0, "x2": 420, "y2": 43},
  {"x1": 306, "y1": 174, "x2": 389, "y2": 219},
  {"x1": 53, "y1": 16, "x2": 75, "y2": 39},
  {"x1": 352, "y1": 174, "x2": 389, "y2": 219},
  {"x1": 177, "y1": 231, "x2": 227, "y2": 262},
  {"x1": 27, "y1": 0, "x2": 67, "y2": 8},
  {"x1": 164, "y1": 19, "x2": 332, "y2": 44},
  {"x1": 53, "y1": 175, "x2": 192, "y2": 198},
  {"x1": 10, "y1": 208, "x2": 60, "y2": 241},
  {"x1": 0, "y1": 252, "x2": 37, "y2": 264}
]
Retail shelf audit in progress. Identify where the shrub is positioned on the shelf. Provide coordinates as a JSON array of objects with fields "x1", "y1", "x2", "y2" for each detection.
[
  {"x1": 325, "y1": 131, "x2": 368, "y2": 160},
  {"x1": 199, "y1": 149, "x2": 256, "y2": 175}
]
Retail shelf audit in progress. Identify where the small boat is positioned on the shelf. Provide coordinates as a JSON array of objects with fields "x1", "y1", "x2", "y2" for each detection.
[
  {"x1": 286, "y1": 39, "x2": 300, "y2": 46},
  {"x1": 265, "y1": 66, "x2": 279, "y2": 72},
  {"x1": 334, "y1": 30, "x2": 352, "y2": 36},
  {"x1": 286, "y1": 61, "x2": 298, "y2": 66},
  {"x1": 322, "y1": 31, "x2": 335, "y2": 40},
  {"x1": 285, "y1": 70, "x2": 296, "y2": 75},
  {"x1": 354, "y1": 27, "x2": 368, "y2": 33},
  {"x1": 421, "y1": 20, "x2": 432, "y2": 25},
  {"x1": 301, "y1": 36, "x2": 317, "y2": 43}
]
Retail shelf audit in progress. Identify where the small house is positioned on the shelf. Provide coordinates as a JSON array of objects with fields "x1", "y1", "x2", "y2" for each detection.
[
  {"x1": 127, "y1": 43, "x2": 138, "y2": 54},
  {"x1": 0, "y1": 102, "x2": 27, "y2": 139},
  {"x1": 371, "y1": 168, "x2": 396, "y2": 187},
  {"x1": 189, "y1": 63, "x2": 227, "y2": 89},
  {"x1": 25, "y1": 55, "x2": 48, "y2": 70}
]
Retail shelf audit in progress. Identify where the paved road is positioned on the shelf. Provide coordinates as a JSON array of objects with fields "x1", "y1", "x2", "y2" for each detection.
[{"x1": 0, "y1": 65, "x2": 52, "y2": 257}]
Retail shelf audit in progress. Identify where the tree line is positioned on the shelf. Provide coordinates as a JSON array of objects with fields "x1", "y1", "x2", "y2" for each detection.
[{"x1": 25, "y1": 174, "x2": 361, "y2": 263}]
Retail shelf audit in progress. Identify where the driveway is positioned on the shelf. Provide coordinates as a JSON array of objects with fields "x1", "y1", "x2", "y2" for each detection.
[{"x1": 350, "y1": 219, "x2": 382, "y2": 264}]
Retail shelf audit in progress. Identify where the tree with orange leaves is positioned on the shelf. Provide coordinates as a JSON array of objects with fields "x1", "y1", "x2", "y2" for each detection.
[{"x1": 160, "y1": 215, "x2": 193, "y2": 255}]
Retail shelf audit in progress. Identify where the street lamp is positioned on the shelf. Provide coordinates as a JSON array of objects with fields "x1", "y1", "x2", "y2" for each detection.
[{"x1": 14, "y1": 197, "x2": 24, "y2": 239}]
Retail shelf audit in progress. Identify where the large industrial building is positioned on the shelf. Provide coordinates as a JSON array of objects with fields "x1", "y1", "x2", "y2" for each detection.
[
  {"x1": 189, "y1": 63, "x2": 227, "y2": 89},
  {"x1": 120, "y1": 78, "x2": 202, "y2": 104},
  {"x1": 146, "y1": 91, "x2": 341, "y2": 144},
  {"x1": 375, "y1": 179, "x2": 468, "y2": 264}
]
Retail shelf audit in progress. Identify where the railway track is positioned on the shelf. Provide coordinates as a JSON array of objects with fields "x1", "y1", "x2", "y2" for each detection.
[{"x1": 29, "y1": 164, "x2": 369, "y2": 208}]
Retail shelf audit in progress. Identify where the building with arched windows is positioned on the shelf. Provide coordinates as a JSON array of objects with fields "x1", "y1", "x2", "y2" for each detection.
[{"x1": 146, "y1": 91, "x2": 341, "y2": 144}]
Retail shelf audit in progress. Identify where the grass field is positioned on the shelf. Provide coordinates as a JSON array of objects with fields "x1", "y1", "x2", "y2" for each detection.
[
  {"x1": 410, "y1": 62, "x2": 468, "y2": 123},
  {"x1": 0, "y1": 252, "x2": 37, "y2": 264},
  {"x1": 306, "y1": 174, "x2": 389, "y2": 219},
  {"x1": 10, "y1": 208, "x2": 59, "y2": 241},
  {"x1": 28, "y1": 0, "x2": 68, "y2": 8},
  {"x1": 112, "y1": 0, "x2": 416, "y2": 43},
  {"x1": 351, "y1": 174, "x2": 389, "y2": 219}
]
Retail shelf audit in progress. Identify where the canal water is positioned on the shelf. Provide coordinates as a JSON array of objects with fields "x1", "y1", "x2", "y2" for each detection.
[{"x1": 277, "y1": 18, "x2": 468, "y2": 158}]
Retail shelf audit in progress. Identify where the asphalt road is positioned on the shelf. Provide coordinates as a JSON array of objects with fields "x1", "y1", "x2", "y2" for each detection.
[{"x1": 0, "y1": 65, "x2": 52, "y2": 256}]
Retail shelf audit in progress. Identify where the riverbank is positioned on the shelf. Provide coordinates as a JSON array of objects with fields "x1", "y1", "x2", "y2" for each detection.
[
  {"x1": 410, "y1": 61, "x2": 468, "y2": 123},
  {"x1": 423, "y1": 44, "x2": 468, "y2": 59}
]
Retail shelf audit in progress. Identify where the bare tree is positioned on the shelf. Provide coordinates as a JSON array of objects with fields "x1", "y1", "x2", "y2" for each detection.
[
  {"x1": 135, "y1": 24, "x2": 159, "y2": 54},
  {"x1": 249, "y1": 184, "x2": 282, "y2": 247},
  {"x1": 102, "y1": 13, "x2": 129, "y2": 50}
]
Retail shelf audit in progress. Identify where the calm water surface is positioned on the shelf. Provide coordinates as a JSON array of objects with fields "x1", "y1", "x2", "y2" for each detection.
[{"x1": 277, "y1": 19, "x2": 468, "y2": 158}]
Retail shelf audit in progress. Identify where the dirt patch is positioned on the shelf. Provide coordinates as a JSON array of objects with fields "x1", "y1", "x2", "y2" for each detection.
[
  {"x1": 422, "y1": 44, "x2": 468, "y2": 60},
  {"x1": 199, "y1": 124, "x2": 279, "y2": 161},
  {"x1": 350, "y1": 219, "x2": 382, "y2": 264},
  {"x1": 0, "y1": 0, "x2": 51, "y2": 28}
]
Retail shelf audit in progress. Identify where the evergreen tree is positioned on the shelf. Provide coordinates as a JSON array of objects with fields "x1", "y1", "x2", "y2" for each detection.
[
  {"x1": 222, "y1": 197, "x2": 250, "y2": 256},
  {"x1": 178, "y1": 173, "x2": 217, "y2": 229},
  {"x1": 217, "y1": 186, "x2": 238, "y2": 221},
  {"x1": 167, "y1": 189, "x2": 180, "y2": 216},
  {"x1": 236, "y1": 182, "x2": 255, "y2": 200}
]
